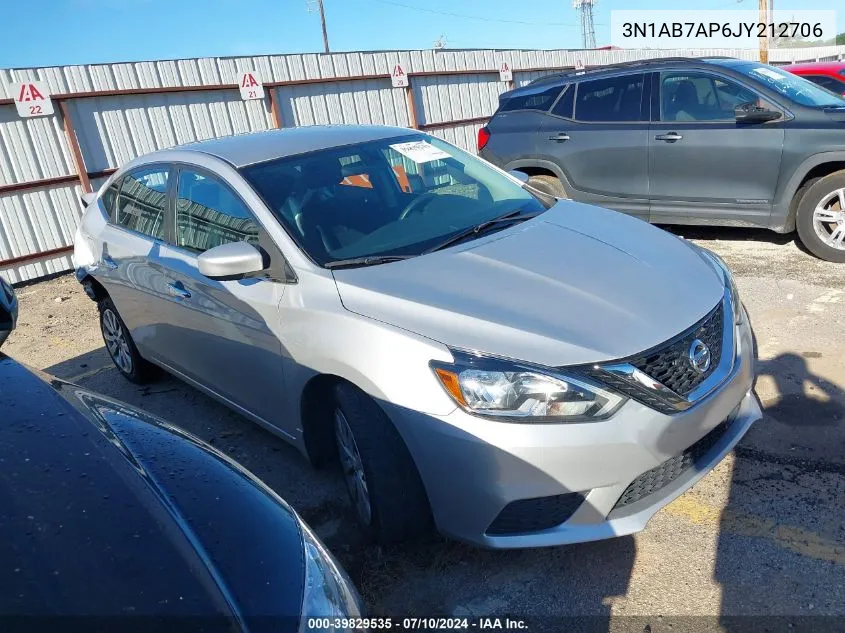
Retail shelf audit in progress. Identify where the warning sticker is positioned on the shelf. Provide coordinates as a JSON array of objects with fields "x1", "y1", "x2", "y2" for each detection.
[{"x1": 389, "y1": 141, "x2": 451, "y2": 164}]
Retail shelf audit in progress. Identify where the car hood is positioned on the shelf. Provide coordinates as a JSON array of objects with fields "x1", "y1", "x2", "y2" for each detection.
[
  {"x1": 332, "y1": 201, "x2": 724, "y2": 367},
  {"x1": 0, "y1": 356, "x2": 304, "y2": 627}
]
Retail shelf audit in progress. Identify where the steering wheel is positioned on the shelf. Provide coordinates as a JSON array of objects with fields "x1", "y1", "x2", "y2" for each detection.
[{"x1": 399, "y1": 193, "x2": 439, "y2": 220}]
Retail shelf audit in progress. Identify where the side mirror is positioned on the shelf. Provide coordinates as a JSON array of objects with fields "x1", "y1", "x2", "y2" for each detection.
[
  {"x1": 198, "y1": 241, "x2": 265, "y2": 280},
  {"x1": 79, "y1": 191, "x2": 97, "y2": 208},
  {"x1": 508, "y1": 170, "x2": 530, "y2": 184},
  {"x1": 735, "y1": 103, "x2": 781, "y2": 124}
]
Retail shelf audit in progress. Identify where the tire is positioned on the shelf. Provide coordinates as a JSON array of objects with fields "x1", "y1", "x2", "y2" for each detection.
[
  {"x1": 795, "y1": 170, "x2": 845, "y2": 263},
  {"x1": 527, "y1": 174, "x2": 567, "y2": 199},
  {"x1": 332, "y1": 383, "x2": 432, "y2": 543},
  {"x1": 98, "y1": 298, "x2": 156, "y2": 384}
]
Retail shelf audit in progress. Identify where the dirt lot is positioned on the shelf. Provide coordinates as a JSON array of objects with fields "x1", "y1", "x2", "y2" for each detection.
[{"x1": 4, "y1": 226, "x2": 845, "y2": 630}]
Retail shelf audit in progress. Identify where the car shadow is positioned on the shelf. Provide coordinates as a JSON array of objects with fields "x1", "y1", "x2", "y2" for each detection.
[
  {"x1": 659, "y1": 224, "x2": 797, "y2": 248},
  {"x1": 715, "y1": 352, "x2": 845, "y2": 625}
]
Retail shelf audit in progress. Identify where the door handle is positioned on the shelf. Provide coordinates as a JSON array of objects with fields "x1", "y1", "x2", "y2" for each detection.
[
  {"x1": 549, "y1": 133, "x2": 570, "y2": 142},
  {"x1": 101, "y1": 254, "x2": 118, "y2": 270},
  {"x1": 167, "y1": 282, "x2": 191, "y2": 299},
  {"x1": 655, "y1": 132, "x2": 683, "y2": 142}
]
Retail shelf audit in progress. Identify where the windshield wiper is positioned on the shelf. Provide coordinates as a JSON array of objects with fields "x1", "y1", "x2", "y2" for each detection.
[
  {"x1": 424, "y1": 209, "x2": 543, "y2": 254},
  {"x1": 324, "y1": 255, "x2": 414, "y2": 270}
]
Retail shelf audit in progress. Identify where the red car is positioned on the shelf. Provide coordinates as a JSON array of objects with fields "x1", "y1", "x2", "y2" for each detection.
[{"x1": 783, "y1": 61, "x2": 845, "y2": 95}]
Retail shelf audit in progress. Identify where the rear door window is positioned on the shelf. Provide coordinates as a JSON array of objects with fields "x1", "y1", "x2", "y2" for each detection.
[
  {"x1": 114, "y1": 166, "x2": 170, "y2": 240},
  {"x1": 575, "y1": 73, "x2": 646, "y2": 122}
]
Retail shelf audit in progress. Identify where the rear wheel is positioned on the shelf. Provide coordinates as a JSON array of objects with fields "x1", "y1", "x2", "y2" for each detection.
[
  {"x1": 527, "y1": 174, "x2": 567, "y2": 199},
  {"x1": 99, "y1": 298, "x2": 156, "y2": 384},
  {"x1": 796, "y1": 171, "x2": 845, "y2": 263},
  {"x1": 332, "y1": 383, "x2": 432, "y2": 543}
]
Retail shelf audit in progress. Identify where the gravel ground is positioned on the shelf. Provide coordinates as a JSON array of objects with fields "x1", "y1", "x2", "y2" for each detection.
[{"x1": 4, "y1": 226, "x2": 845, "y2": 630}]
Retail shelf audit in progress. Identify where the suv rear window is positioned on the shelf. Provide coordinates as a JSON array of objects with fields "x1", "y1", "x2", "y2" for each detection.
[
  {"x1": 575, "y1": 74, "x2": 646, "y2": 122},
  {"x1": 499, "y1": 84, "x2": 562, "y2": 113}
]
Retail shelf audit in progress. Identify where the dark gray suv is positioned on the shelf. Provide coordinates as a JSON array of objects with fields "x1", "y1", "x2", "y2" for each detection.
[{"x1": 479, "y1": 57, "x2": 845, "y2": 262}]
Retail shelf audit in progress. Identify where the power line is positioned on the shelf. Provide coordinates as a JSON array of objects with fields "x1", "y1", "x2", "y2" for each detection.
[{"x1": 369, "y1": 0, "x2": 595, "y2": 28}]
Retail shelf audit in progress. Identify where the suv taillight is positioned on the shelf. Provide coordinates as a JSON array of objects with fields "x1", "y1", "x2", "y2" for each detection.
[{"x1": 477, "y1": 127, "x2": 491, "y2": 152}]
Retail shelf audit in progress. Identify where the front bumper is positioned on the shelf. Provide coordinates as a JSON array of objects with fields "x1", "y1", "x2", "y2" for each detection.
[{"x1": 387, "y1": 316, "x2": 759, "y2": 548}]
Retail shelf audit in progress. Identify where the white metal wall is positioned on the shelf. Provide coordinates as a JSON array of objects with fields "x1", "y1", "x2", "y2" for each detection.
[{"x1": 2, "y1": 44, "x2": 844, "y2": 283}]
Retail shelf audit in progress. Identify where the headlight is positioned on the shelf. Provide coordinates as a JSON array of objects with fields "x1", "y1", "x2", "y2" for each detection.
[
  {"x1": 696, "y1": 248, "x2": 744, "y2": 325},
  {"x1": 298, "y1": 517, "x2": 363, "y2": 630},
  {"x1": 432, "y1": 351, "x2": 626, "y2": 422}
]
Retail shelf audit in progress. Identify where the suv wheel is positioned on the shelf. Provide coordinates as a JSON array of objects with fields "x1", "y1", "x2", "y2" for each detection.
[
  {"x1": 527, "y1": 174, "x2": 567, "y2": 198},
  {"x1": 332, "y1": 383, "x2": 432, "y2": 543},
  {"x1": 796, "y1": 171, "x2": 845, "y2": 263},
  {"x1": 99, "y1": 298, "x2": 156, "y2": 384}
]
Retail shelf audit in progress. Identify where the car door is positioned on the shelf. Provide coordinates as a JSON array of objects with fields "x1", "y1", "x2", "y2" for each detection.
[
  {"x1": 95, "y1": 165, "x2": 178, "y2": 364},
  {"x1": 534, "y1": 72, "x2": 650, "y2": 218},
  {"x1": 648, "y1": 70, "x2": 786, "y2": 225},
  {"x1": 155, "y1": 166, "x2": 287, "y2": 430}
]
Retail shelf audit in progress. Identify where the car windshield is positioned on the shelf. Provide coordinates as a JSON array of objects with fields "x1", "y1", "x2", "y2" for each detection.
[
  {"x1": 738, "y1": 63, "x2": 845, "y2": 108},
  {"x1": 240, "y1": 134, "x2": 549, "y2": 266}
]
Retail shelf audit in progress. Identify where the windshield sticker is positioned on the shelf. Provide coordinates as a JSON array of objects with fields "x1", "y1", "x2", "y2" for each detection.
[
  {"x1": 750, "y1": 67, "x2": 783, "y2": 82},
  {"x1": 389, "y1": 141, "x2": 451, "y2": 164}
]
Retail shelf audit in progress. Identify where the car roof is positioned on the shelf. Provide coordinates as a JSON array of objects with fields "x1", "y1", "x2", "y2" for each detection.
[
  {"x1": 782, "y1": 61, "x2": 845, "y2": 73},
  {"x1": 521, "y1": 56, "x2": 755, "y2": 90},
  {"x1": 159, "y1": 124, "x2": 420, "y2": 168}
]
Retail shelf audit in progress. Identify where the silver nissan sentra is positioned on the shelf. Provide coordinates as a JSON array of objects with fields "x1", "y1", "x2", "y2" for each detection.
[{"x1": 74, "y1": 125, "x2": 760, "y2": 548}]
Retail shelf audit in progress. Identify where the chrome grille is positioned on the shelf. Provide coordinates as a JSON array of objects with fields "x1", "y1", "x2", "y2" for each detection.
[{"x1": 629, "y1": 302, "x2": 724, "y2": 397}]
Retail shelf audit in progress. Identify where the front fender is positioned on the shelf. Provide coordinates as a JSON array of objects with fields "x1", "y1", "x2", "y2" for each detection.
[{"x1": 772, "y1": 151, "x2": 845, "y2": 232}]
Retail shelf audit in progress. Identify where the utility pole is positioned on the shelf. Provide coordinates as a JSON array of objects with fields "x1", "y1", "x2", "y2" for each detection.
[
  {"x1": 317, "y1": 0, "x2": 330, "y2": 54},
  {"x1": 759, "y1": 0, "x2": 769, "y2": 63}
]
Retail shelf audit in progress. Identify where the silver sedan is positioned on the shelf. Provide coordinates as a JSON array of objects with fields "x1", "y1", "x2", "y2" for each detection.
[{"x1": 74, "y1": 125, "x2": 760, "y2": 548}]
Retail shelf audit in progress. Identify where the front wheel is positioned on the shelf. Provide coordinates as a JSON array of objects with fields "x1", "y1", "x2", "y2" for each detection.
[
  {"x1": 332, "y1": 383, "x2": 432, "y2": 543},
  {"x1": 526, "y1": 174, "x2": 567, "y2": 199},
  {"x1": 795, "y1": 171, "x2": 845, "y2": 263}
]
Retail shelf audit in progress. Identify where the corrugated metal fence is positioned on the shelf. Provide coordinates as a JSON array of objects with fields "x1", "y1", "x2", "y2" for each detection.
[{"x1": 2, "y1": 45, "x2": 844, "y2": 283}]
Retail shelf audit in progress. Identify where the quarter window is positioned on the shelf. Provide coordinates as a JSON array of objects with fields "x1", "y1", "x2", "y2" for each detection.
[
  {"x1": 101, "y1": 180, "x2": 121, "y2": 220},
  {"x1": 499, "y1": 84, "x2": 563, "y2": 113},
  {"x1": 175, "y1": 170, "x2": 260, "y2": 253},
  {"x1": 114, "y1": 167, "x2": 169, "y2": 239},
  {"x1": 575, "y1": 74, "x2": 645, "y2": 122}
]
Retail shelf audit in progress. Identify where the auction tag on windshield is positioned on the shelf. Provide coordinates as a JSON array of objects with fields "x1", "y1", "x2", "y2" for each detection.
[
  {"x1": 750, "y1": 67, "x2": 782, "y2": 82},
  {"x1": 389, "y1": 141, "x2": 451, "y2": 164}
]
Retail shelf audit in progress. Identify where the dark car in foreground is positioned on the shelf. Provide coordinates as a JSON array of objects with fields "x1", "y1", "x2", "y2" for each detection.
[
  {"x1": 0, "y1": 275, "x2": 18, "y2": 346},
  {"x1": 784, "y1": 61, "x2": 845, "y2": 95},
  {"x1": 479, "y1": 57, "x2": 845, "y2": 262},
  {"x1": 0, "y1": 353, "x2": 362, "y2": 631}
]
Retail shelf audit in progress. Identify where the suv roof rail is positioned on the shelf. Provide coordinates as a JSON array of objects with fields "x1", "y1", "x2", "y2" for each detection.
[{"x1": 525, "y1": 56, "x2": 737, "y2": 87}]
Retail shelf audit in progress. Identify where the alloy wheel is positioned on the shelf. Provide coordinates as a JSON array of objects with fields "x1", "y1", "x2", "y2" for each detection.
[
  {"x1": 812, "y1": 188, "x2": 845, "y2": 250},
  {"x1": 334, "y1": 408, "x2": 372, "y2": 525},
  {"x1": 101, "y1": 308, "x2": 133, "y2": 374}
]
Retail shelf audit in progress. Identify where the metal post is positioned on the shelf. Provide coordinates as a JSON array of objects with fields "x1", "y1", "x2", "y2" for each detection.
[
  {"x1": 759, "y1": 0, "x2": 769, "y2": 64},
  {"x1": 58, "y1": 100, "x2": 91, "y2": 193},
  {"x1": 318, "y1": 0, "x2": 330, "y2": 54},
  {"x1": 404, "y1": 80, "x2": 419, "y2": 129},
  {"x1": 268, "y1": 89, "x2": 284, "y2": 128}
]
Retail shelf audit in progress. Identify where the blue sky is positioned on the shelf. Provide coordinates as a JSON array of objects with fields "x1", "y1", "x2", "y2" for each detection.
[{"x1": 1, "y1": 0, "x2": 843, "y2": 68}]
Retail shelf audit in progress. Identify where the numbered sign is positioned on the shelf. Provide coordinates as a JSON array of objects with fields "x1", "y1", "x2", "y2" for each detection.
[
  {"x1": 574, "y1": 58, "x2": 586, "y2": 72},
  {"x1": 499, "y1": 62, "x2": 513, "y2": 82},
  {"x1": 238, "y1": 71, "x2": 265, "y2": 100},
  {"x1": 12, "y1": 81, "x2": 54, "y2": 118},
  {"x1": 390, "y1": 63, "x2": 409, "y2": 88}
]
